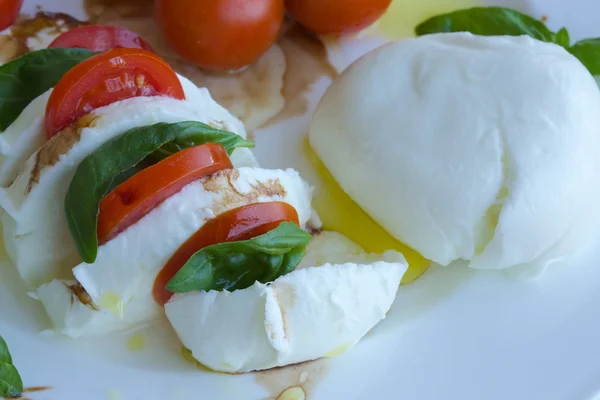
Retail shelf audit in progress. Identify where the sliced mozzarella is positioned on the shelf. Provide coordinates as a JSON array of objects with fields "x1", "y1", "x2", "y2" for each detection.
[
  {"x1": 37, "y1": 167, "x2": 313, "y2": 338},
  {"x1": 37, "y1": 280, "x2": 125, "y2": 338},
  {"x1": 0, "y1": 90, "x2": 51, "y2": 187},
  {"x1": 165, "y1": 231, "x2": 407, "y2": 373},
  {"x1": 0, "y1": 73, "x2": 254, "y2": 187},
  {"x1": 298, "y1": 230, "x2": 404, "y2": 268},
  {"x1": 0, "y1": 90, "x2": 257, "y2": 287}
]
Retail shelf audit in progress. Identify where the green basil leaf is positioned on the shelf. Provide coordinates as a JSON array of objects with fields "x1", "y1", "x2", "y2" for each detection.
[
  {"x1": 415, "y1": 7, "x2": 600, "y2": 79},
  {"x1": 0, "y1": 335, "x2": 23, "y2": 398},
  {"x1": 149, "y1": 123, "x2": 253, "y2": 161},
  {"x1": 554, "y1": 27, "x2": 571, "y2": 47},
  {"x1": 568, "y1": 38, "x2": 600, "y2": 76},
  {"x1": 166, "y1": 222, "x2": 311, "y2": 293},
  {"x1": 415, "y1": 7, "x2": 556, "y2": 42},
  {"x1": 0, "y1": 48, "x2": 95, "y2": 131},
  {"x1": 106, "y1": 160, "x2": 154, "y2": 194},
  {"x1": 65, "y1": 121, "x2": 254, "y2": 263}
]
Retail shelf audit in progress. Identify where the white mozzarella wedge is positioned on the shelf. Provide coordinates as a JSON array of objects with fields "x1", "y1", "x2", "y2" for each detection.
[
  {"x1": 298, "y1": 230, "x2": 405, "y2": 268},
  {"x1": 0, "y1": 90, "x2": 257, "y2": 287},
  {"x1": 37, "y1": 167, "x2": 313, "y2": 338},
  {"x1": 37, "y1": 280, "x2": 126, "y2": 338},
  {"x1": 0, "y1": 90, "x2": 51, "y2": 187},
  {"x1": 165, "y1": 231, "x2": 407, "y2": 373}
]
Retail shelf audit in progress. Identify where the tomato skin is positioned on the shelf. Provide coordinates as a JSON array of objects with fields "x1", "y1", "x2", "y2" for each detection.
[
  {"x1": 0, "y1": 0, "x2": 23, "y2": 31},
  {"x1": 48, "y1": 25, "x2": 154, "y2": 52},
  {"x1": 44, "y1": 48, "x2": 184, "y2": 138},
  {"x1": 153, "y1": 201, "x2": 299, "y2": 305},
  {"x1": 155, "y1": 0, "x2": 285, "y2": 71},
  {"x1": 97, "y1": 144, "x2": 232, "y2": 246},
  {"x1": 285, "y1": 0, "x2": 391, "y2": 35}
]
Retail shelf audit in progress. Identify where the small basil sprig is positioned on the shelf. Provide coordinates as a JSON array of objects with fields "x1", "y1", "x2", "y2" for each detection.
[
  {"x1": 0, "y1": 335, "x2": 23, "y2": 398},
  {"x1": 166, "y1": 222, "x2": 311, "y2": 293},
  {"x1": 0, "y1": 48, "x2": 95, "y2": 131},
  {"x1": 65, "y1": 121, "x2": 254, "y2": 263},
  {"x1": 415, "y1": 7, "x2": 557, "y2": 42},
  {"x1": 554, "y1": 28, "x2": 571, "y2": 48},
  {"x1": 415, "y1": 7, "x2": 600, "y2": 83}
]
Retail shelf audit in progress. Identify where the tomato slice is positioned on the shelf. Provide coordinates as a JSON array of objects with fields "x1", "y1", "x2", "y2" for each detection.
[
  {"x1": 48, "y1": 25, "x2": 154, "y2": 52},
  {"x1": 97, "y1": 143, "x2": 232, "y2": 246},
  {"x1": 153, "y1": 201, "x2": 300, "y2": 305},
  {"x1": 44, "y1": 48, "x2": 185, "y2": 138}
]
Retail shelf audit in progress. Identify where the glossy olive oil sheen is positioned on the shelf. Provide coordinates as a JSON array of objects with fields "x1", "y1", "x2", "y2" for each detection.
[
  {"x1": 126, "y1": 334, "x2": 145, "y2": 351},
  {"x1": 304, "y1": 140, "x2": 429, "y2": 284}
]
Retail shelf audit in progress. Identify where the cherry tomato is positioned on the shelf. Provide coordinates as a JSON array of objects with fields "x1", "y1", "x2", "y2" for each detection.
[
  {"x1": 155, "y1": 0, "x2": 285, "y2": 71},
  {"x1": 285, "y1": 0, "x2": 391, "y2": 35},
  {"x1": 0, "y1": 0, "x2": 23, "y2": 31},
  {"x1": 48, "y1": 25, "x2": 154, "y2": 52},
  {"x1": 44, "y1": 48, "x2": 184, "y2": 138},
  {"x1": 153, "y1": 201, "x2": 299, "y2": 305},
  {"x1": 97, "y1": 144, "x2": 232, "y2": 246}
]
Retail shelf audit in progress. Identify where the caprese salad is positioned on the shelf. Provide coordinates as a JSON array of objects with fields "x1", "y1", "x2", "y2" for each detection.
[{"x1": 0, "y1": 25, "x2": 408, "y2": 373}]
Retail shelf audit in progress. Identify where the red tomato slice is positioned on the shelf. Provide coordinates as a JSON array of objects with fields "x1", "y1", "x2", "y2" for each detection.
[
  {"x1": 0, "y1": 0, "x2": 23, "y2": 31},
  {"x1": 97, "y1": 144, "x2": 232, "y2": 246},
  {"x1": 44, "y1": 48, "x2": 185, "y2": 138},
  {"x1": 153, "y1": 201, "x2": 300, "y2": 305},
  {"x1": 48, "y1": 25, "x2": 154, "y2": 52}
]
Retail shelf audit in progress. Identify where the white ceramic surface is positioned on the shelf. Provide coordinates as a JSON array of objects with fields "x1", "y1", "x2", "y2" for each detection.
[{"x1": 1, "y1": 0, "x2": 600, "y2": 399}]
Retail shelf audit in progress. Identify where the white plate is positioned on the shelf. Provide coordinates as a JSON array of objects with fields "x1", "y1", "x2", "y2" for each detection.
[{"x1": 2, "y1": 0, "x2": 600, "y2": 399}]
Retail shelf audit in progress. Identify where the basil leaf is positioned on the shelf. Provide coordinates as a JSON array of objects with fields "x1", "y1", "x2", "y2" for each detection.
[
  {"x1": 166, "y1": 222, "x2": 311, "y2": 293},
  {"x1": 415, "y1": 7, "x2": 600, "y2": 79},
  {"x1": 0, "y1": 335, "x2": 23, "y2": 398},
  {"x1": 149, "y1": 123, "x2": 252, "y2": 161},
  {"x1": 106, "y1": 160, "x2": 154, "y2": 193},
  {"x1": 554, "y1": 27, "x2": 571, "y2": 47},
  {"x1": 415, "y1": 7, "x2": 556, "y2": 42},
  {"x1": 65, "y1": 121, "x2": 254, "y2": 263},
  {"x1": 568, "y1": 38, "x2": 600, "y2": 76},
  {"x1": 0, "y1": 48, "x2": 95, "y2": 131}
]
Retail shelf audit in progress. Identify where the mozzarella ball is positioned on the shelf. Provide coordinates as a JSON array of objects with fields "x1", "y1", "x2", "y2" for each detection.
[{"x1": 309, "y1": 32, "x2": 600, "y2": 270}]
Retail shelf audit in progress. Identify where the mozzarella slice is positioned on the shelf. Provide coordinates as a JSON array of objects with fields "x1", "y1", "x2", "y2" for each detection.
[
  {"x1": 0, "y1": 73, "x2": 253, "y2": 187},
  {"x1": 165, "y1": 231, "x2": 407, "y2": 373},
  {"x1": 37, "y1": 167, "x2": 313, "y2": 338},
  {"x1": 297, "y1": 230, "x2": 404, "y2": 268},
  {"x1": 0, "y1": 90, "x2": 257, "y2": 287},
  {"x1": 0, "y1": 90, "x2": 51, "y2": 187},
  {"x1": 37, "y1": 280, "x2": 124, "y2": 338}
]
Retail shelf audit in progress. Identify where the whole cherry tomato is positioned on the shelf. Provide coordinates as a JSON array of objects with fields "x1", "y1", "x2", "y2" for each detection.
[
  {"x1": 155, "y1": 0, "x2": 285, "y2": 71},
  {"x1": 285, "y1": 0, "x2": 391, "y2": 35},
  {"x1": 0, "y1": 0, "x2": 23, "y2": 31}
]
